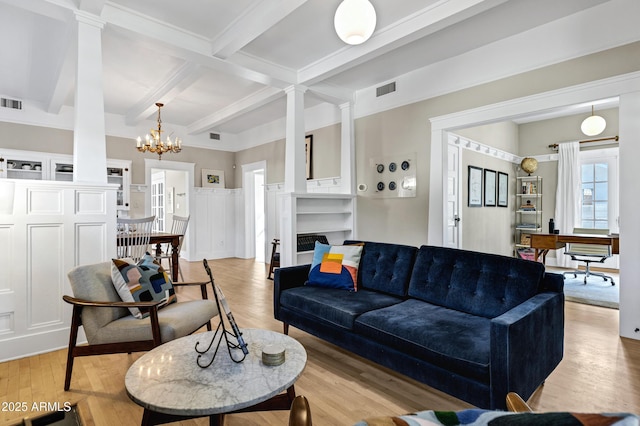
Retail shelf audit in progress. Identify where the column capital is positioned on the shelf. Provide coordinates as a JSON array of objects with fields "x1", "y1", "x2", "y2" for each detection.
[
  {"x1": 339, "y1": 101, "x2": 353, "y2": 110},
  {"x1": 74, "y1": 10, "x2": 106, "y2": 29},
  {"x1": 284, "y1": 85, "x2": 308, "y2": 95}
]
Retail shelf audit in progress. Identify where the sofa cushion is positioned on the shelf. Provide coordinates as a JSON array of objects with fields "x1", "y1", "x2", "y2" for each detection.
[
  {"x1": 408, "y1": 246, "x2": 544, "y2": 318},
  {"x1": 345, "y1": 241, "x2": 417, "y2": 296},
  {"x1": 307, "y1": 241, "x2": 363, "y2": 291},
  {"x1": 354, "y1": 299, "x2": 491, "y2": 381},
  {"x1": 280, "y1": 286, "x2": 403, "y2": 330}
]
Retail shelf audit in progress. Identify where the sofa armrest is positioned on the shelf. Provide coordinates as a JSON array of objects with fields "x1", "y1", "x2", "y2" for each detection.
[
  {"x1": 540, "y1": 271, "x2": 564, "y2": 293},
  {"x1": 489, "y1": 292, "x2": 564, "y2": 409},
  {"x1": 273, "y1": 264, "x2": 311, "y2": 320}
]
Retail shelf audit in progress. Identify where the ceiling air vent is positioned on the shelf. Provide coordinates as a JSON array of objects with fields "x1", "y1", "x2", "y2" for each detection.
[
  {"x1": 209, "y1": 132, "x2": 220, "y2": 140},
  {"x1": 1, "y1": 97, "x2": 22, "y2": 110},
  {"x1": 376, "y1": 82, "x2": 396, "y2": 97}
]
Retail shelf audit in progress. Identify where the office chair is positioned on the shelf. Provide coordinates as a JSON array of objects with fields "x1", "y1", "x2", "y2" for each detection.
[{"x1": 562, "y1": 227, "x2": 615, "y2": 285}]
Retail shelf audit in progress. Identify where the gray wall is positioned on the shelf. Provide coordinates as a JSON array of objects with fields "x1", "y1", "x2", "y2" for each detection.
[
  {"x1": 233, "y1": 124, "x2": 341, "y2": 185},
  {"x1": 0, "y1": 41, "x2": 637, "y2": 252},
  {"x1": 456, "y1": 122, "x2": 518, "y2": 256}
]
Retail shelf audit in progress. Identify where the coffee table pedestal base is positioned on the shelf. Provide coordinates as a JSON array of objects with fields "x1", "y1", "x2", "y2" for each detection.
[{"x1": 140, "y1": 385, "x2": 296, "y2": 426}]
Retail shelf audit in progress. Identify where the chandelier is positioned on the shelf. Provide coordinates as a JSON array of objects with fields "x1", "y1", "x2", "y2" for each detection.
[{"x1": 136, "y1": 103, "x2": 182, "y2": 160}]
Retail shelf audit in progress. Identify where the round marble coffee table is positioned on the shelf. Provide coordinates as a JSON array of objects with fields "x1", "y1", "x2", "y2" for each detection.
[{"x1": 125, "y1": 328, "x2": 307, "y2": 426}]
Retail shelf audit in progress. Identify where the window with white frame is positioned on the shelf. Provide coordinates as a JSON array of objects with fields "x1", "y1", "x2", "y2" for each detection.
[{"x1": 579, "y1": 147, "x2": 619, "y2": 232}]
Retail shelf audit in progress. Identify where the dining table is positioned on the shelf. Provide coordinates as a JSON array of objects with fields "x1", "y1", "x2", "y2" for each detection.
[
  {"x1": 149, "y1": 232, "x2": 182, "y2": 282},
  {"x1": 117, "y1": 232, "x2": 183, "y2": 282}
]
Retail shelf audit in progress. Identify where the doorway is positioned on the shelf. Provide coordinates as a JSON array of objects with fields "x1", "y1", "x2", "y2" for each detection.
[
  {"x1": 145, "y1": 159, "x2": 195, "y2": 259},
  {"x1": 242, "y1": 161, "x2": 267, "y2": 262}
]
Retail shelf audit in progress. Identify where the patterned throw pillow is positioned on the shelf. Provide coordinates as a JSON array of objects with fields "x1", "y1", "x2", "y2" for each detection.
[
  {"x1": 111, "y1": 253, "x2": 177, "y2": 318},
  {"x1": 306, "y1": 241, "x2": 363, "y2": 291}
]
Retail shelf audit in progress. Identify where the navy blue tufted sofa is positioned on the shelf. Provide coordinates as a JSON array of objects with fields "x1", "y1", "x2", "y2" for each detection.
[{"x1": 273, "y1": 241, "x2": 564, "y2": 410}]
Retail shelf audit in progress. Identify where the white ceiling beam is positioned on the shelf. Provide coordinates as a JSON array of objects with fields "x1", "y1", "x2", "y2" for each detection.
[
  {"x1": 211, "y1": 0, "x2": 310, "y2": 60},
  {"x1": 298, "y1": 0, "x2": 509, "y2": 85},
  {"x1": 46, "y1": 29, "x2": 76, "y2": 114},
  {"x1": 306, "y1": 83, "x2": 353, "y2": 105},
  {"x1": 125, "y1": 63, "x2": 204, "y2": 125},
  {"x1": 0, "y1": 0, "x2": 73, "y2": 21},
  {"x1": 79, "y1": 0, "x2": 106, "y2": 15},
  {"x1": 101, "y1": 2, "x2": 294, "y2": 89},
  {"x1": 187, "y1": 87, "x2": 284, "y2": 134}
]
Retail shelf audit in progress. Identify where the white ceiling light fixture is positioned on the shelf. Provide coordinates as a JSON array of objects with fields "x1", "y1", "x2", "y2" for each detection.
[
  {"x1": 334, "y1": 0, "x2": 377, "y2": 45},
  {"x1": 581, "y1": 105, "x2": 606, "y2": 136}
]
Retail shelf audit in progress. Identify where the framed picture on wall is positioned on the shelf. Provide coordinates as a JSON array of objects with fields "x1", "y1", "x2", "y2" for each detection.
[
  {"x1": 484, "y1": 169, "x2": 496, "y2": 207},
  {"x1": 498, "y1": 172, "x2": 508, "y2": 207},
  {"x1": 202, "y1": 169, "x2": 225, "y2": 188},
  {"x1": 468, "y1": 165, "x2": 482, "y2": 207},
  {"x1": 305, "y1": 134, "x2": 313, "y2": 180}
]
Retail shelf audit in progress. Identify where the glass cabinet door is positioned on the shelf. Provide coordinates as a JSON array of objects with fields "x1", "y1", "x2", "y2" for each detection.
[{"x1": 3, "y1": 156, "x2": 45, "y2": 180}]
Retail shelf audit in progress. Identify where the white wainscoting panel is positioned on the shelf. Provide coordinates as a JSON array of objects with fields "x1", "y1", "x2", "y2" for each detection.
[
  {"x1": 76, "y1": 223, "x2": 108, "y2": 266},
  {"x1": 0, "y1": 180, "x2": 116, "y2": 362},
  {"x1": 28, "y1": 224, "x2": 64, "y2": 328},
  {"x1": 0, "y1": 225, "x2": 13, "y2": 292},
  {"x1": 75, "y1": 189, "x2": 107, "y2": 214},
  {"x1": 28, "y1": 188, "x2": 64, "y2": 215},
  {"x1": 191, "y1": 188, "x2": 240, "y2": 261}
]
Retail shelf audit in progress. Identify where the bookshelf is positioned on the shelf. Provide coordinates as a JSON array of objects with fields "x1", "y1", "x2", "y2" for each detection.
[
  {"x1": 514, "y1": 175, "x2": 543, "y2": 258},
  {"x1": 279, "y1": 193, "x2": 355, "y2": 265}
]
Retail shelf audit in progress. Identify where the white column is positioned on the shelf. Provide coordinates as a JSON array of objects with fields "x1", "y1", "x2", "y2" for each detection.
[
  {"x1": 618, "y1": 90, "x2": 640, "y2": 341},
  {"x1": 283, "y1": 85, "x2": 307, "y2": 194},
  {"x1": 339, "y1": 102, "x2": 356, "y2": 194},
  {"x1": 73, "y1": 11, "x2": 107, "y2": 183},
  {"x1": 427, "y1": 128, "x2": 447, "y2": 246}
]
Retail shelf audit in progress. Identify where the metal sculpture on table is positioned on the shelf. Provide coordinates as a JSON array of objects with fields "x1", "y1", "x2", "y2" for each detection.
[{"x1": 195, "y1": 259, "x2": 249, "y2": 367}]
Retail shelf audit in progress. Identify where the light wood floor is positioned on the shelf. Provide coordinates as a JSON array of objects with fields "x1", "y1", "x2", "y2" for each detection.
[{"x1": 2, "y1": 258, "x2": 639, "y2": 425}]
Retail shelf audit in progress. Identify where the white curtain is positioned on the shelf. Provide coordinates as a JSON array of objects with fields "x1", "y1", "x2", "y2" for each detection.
[{"x1": 554, "y1": 141, "x2": 580, "y2": 268}]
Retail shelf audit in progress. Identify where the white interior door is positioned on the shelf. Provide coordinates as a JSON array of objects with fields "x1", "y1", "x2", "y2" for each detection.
[
  {"x1": 242, "y1": 161, "x2": 267, "y2": 261},
  {"x1": 446, "y1": 143, "x2": 461, "y2": 248}
]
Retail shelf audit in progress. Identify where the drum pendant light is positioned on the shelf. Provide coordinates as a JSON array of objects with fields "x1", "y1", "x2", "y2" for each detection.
[
  {"x1": 334, "y1": 0, "x2": 377, "y2": 45},
  {"x1": 581, "y1": 105, "x2": 606, "y2": 136}
]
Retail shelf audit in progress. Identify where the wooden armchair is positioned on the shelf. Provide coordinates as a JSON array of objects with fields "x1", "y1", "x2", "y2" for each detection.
[{"x1": 63, "y1": 261, "x2": 218, "y2": 391}]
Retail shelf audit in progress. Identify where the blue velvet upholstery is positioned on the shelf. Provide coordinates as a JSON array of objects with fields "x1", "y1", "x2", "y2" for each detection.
[
  {"x1": 408, "y1": 246, "x2": 545, "y2": 318},
  {"x1": 274, "y1": 241, "x2": 564, "y2": 410},
  {"x1": 280, "y1": 286, "x2": 402, "y2": 329},
  {"x1": 344, "y1": 240, "x2": 417, "y2": 296},
  {"x1": 355, "y1": 299, "x2": 491, "y2": 381}
]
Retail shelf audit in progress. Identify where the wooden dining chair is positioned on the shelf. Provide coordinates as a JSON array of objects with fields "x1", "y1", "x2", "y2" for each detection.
[
  {"x1": 268, "y1": 238, "x2": 280, "y2": 280},
  {"x1": 116, "y1": 216, "x2": 155, "y2": 262},
  {"x1": 155, "y1": 215, "x2": 190, "y2": 281}
]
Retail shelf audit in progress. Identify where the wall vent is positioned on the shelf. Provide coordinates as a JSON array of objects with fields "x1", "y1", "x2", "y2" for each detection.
[
  {"x1": 1, "y1": 97, "x2": 22, "y2": 110},
  {"x1": 376, "y1": 82, "x2": 396, "y2": 97},
  {"x1": 209, "y1": 132, "x2": 221, "y2": 140}
]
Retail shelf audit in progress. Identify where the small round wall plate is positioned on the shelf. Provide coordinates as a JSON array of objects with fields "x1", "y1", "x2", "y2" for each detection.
[
  {"x1": 377, "y1": 181, "x2": 385, "y2": 191},
  {"x1": 376, "y1": 164, "x2": 384, "y2": 173},
  {"x1": 389, "y1": 162, "x2": 397, "y2": 172},
  {"x1": 389, "y1": 181, "x2": 397, "y2": 190},
  {"x1": 401, "y1": 160, "x2": 410, "y2": 171}
]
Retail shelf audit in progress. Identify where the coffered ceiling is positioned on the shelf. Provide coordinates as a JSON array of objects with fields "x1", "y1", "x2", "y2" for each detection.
[{"x1": 0, "y1": 0, "x2": 631, "y2": 150}]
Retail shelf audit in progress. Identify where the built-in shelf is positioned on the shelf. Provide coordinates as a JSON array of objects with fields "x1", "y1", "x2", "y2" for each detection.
[
  {"x1": 514, "y1": 176, "x2": 543, "y2": 258},
  {"x1": 280, "y1": 193, "x2": 356, "y2": 266}
]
